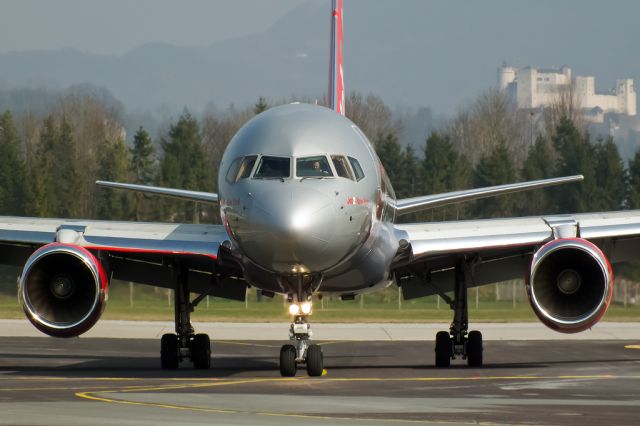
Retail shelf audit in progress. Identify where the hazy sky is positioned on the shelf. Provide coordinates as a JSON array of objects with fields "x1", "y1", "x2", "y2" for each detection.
[
  {"x1": 0, "y1": 0, "x2": 307, "y2": 54},
  {"x1": 0, "y1": 0, "x2": 638, "y2": 116}
]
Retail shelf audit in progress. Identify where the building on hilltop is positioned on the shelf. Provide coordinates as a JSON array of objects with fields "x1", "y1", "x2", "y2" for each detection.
[{"x1": 498, "y1": 64, "x2": 636, "y2": 121}]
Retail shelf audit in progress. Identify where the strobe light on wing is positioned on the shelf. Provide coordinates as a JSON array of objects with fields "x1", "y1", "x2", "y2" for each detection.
[
  {"x1": 19, "y1": 243, "x2": 109, "y2": 337},
  {"x1": 527, "y1": 238, "x2": 613, "y2": 333}
]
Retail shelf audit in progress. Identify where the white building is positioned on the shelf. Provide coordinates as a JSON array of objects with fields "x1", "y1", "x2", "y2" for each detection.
[{"x1": 498, "y1": 65, "x2": 636, "y2": 118}]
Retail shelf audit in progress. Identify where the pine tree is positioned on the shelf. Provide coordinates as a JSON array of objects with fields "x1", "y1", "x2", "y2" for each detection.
[
  {"x1": 96, "y1": 137, "x2": 130, "y2": 220},
  {"x1": 396, "y1": 145, "x2": 419, "y2": 199},
  {"x1": 628, "y1": 149, "x2": 640, "y2": 209},
  {"x1": 253, "y1": 96, "x2": 269, "y2": 115},
  {"x1": 0, "y1": 110, "x2": 25, "y2": 215},
  {"x1": 592, "y1": 136, "x2": 626, "y2": 211},
  {"x1": 54, "y1": 118, "x2": 81, "y2": 218},
  {"x1": 130, "y1": 127, "x2": 156, "y2": 221},
  {"x1": 374, "y1": 132, "x2": 403, "y2": 189},
  {"x1": 552, "y1": 117, "x2": 597, "y2": 213},
  {"x1": 520, "y1": 136, "x2": 557, "y2": 215},
  {"x1": 422, "y1": 132, "x2": 471, "y2": 220},
  {"x1": 472, "y1": 141, "x2": 517, "y2": 218},
  {"x1": 159, "y1": 111, "x2": 212, "y2": 222},
  {"x1": 25, "y1": 116, "x2": 81, "y2": 218}
]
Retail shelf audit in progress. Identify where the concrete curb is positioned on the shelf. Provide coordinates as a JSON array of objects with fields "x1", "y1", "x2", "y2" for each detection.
[{"x1": 0, "y1": 319, "x2": 638, "y2": 341}]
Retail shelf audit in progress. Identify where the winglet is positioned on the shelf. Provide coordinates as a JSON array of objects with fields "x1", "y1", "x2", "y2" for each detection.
[
  {"x1": 328, "y1": 0, "x2": 345, "y2": 115},
  {"x1": 96, "y1": 181, "x2": 218, "y2": 204}
]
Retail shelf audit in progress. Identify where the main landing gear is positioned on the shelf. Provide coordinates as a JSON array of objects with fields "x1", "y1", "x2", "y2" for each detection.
[
  {"x1": 160, "y1": 263, "x2": 211, "y2": 370},
  {"x1": 434, "y1": 258, "x2": 483, "y2": 368},
  {"x1": 279, "y1": 300, "x2": 324, "y2": 377}
]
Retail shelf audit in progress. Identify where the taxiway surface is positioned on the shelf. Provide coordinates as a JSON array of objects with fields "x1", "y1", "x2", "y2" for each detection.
[{"x1": 0, "y1": 334, "x2": 639, "y2": 425}]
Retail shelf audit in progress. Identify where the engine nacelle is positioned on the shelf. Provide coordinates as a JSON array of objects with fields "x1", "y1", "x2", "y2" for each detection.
[
  {"x1": 19, "y1": 243, "x2": 109, "y2": 338},
  {"x1": 527, "y1": 238, "x2": 613, "y2": 333}
]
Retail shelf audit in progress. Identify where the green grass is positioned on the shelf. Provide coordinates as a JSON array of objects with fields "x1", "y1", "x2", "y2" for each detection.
[{"x1": 2, "y1": 281, "x2": 640, "y2": 323}]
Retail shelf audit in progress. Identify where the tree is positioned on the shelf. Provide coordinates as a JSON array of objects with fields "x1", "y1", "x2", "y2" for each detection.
[
  {"x1": 0, "y1": 110, "x2": 25, "y2": 215},
  {"x1": 253, "y1": 96, "x2": 269, "y2": 115},
  {"x1": 25, "y1": 116, "x2": 81, "y2": 217},
  {"x1": 159, "y1": 111, "x2": 212, "y2": 222},
  {"x1": 374, "y1": 132, "x2": 403, "y2": 189},
  {"x1": 96, "y1": 137, "x2": 130, "y2": 220},
  {"x1": 346, "y1": 92, "x2": 402, "y2": 142},
  {"x1": 421, "y1": 132, "x2": 471, "y2": 220},
  {"x1": 129, "y1": 127, "x2": 156, "y2": 221},
  {"x1": 396, "y1": 145, "x2": 419, "y2": 199},
  {"x1": 472, "y1": 142, "x2": 517, "y2": 218},
  {"x1": 592, "y1": 136, "x2": 626, "y2": 211},
  {"x1": 448, "y1": 88, "x2": 526, "y2": 166},
  {"x1": 627, "y1": 149, "x2": 640, "y2": 209},
  {"x1": 552, "y1": 117, "x2": 597, "y2": 213},
  {"x1": 520, "y1": 136, "x2": 557, "y2": 215}
]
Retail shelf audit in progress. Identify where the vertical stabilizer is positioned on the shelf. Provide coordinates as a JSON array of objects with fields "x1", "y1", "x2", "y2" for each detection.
[{"x1": 328, "y1": 0, "x2": 345, "y2": 115}]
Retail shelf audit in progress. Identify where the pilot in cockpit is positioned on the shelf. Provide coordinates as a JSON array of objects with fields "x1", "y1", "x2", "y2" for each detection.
[{"x1": 312, "y1": 161, "x2": 329, "y2": 175}]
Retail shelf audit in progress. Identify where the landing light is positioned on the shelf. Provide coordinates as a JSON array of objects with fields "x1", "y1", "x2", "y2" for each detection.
[
  {"x1": 288, "y1": 302, "x2": 313, "y2": 316},
  {"x1": 289, "y1": 304, "x2": 301, "y2": 315}
]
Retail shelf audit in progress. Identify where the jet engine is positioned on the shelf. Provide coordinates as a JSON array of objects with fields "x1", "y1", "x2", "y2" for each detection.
[
  {"x1": 527, "y1": 238, "x2": 613, "y2": 333},
  {"x1": 19, "y1": 243, "x2": 109, "y2": 337}
]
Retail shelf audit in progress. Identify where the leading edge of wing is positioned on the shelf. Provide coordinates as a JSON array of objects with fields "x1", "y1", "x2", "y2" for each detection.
[
  {"x1": 0, "y1": 217, "x2": 228, "y2": 260},
  {"x1": 393, "y1": 175, "x2": 583, "y2": 216},
  {"x1": 96, "y1": 181, "x2": 219, "y2": 204}
]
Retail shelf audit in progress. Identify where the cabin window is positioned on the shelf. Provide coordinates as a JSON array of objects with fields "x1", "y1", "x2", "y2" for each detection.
[
  {"x1": 296, "y1": 155, "x2": 333, "y2": 177},
  {"x1": 331, "y1": 155, "x2": 355, "y2": 180},
  {"x1": 225, "y1": 155, "x2": 257, "y2": 183},
  {"x1": 348, "y1": 156, "x2": 365, "y2": 181},
  {"x1": 254, "y1": 156, "x2": 291, "y2": 179}
]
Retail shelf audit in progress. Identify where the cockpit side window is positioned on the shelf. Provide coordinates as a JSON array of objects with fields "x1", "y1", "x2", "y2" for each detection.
[
  {"x1": 348, "y1": 157, "x2": 365, "y2": 181},
  {"x1": 254, "y1": 156, "x2": 291, "y2": 179},
  {"x1": 225, "y1": 157, "x2": 243, "y2": 184},
  {"x1": 237, "y1": 155, "x2": 257, "y2": 180},
  {"x1": 331, "y1": 155, "x2": 355, "y2": 180},
  {"x1": 296, "y1": 155, "x2": 333, "y2": 177},
  {"x1": 225, "y1": 155, "x2": 257, "y2": 183}
]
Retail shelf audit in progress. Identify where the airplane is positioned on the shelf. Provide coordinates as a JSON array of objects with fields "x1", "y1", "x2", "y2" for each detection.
[{"x1": 0, "y1": 0, "x2": 634, "y2": 377}]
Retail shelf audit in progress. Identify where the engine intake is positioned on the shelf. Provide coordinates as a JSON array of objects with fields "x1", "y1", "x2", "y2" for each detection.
[
  {"x1": 527, "y1": 238, "x2": 613, "y2": 333},
  {"x1": 19, "y1": 243, "x2": 108, "y2": 337}
]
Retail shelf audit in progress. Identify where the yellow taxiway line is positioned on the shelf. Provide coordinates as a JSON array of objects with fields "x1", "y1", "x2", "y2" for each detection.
[{"x1": 73, "y1": 373, "x2": 626, "y2": 424}]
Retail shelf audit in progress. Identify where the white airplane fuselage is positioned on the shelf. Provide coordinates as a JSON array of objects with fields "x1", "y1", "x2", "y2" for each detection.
[{"x1": 218, "y1": 103, "x2": 399, "y2": 299}]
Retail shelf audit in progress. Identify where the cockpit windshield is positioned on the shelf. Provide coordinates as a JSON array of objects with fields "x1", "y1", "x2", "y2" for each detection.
[
  {"x1": 254, "y1": 156, "x2": 291, "y2": 179},
  {"x1": 296, "y1": 155, "x2": 333, "y2": 177},
  {"x1": 331, "y1": 155, "x2": 355, "y2": 180},
  {"x1": 225, "y1": 155, "x2": 257, "y2": 183}
]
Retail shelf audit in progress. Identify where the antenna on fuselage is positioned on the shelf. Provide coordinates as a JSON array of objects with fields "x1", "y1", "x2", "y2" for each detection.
[{"x1": 328, "y1": 0, "x2": 345, "y2": 116}]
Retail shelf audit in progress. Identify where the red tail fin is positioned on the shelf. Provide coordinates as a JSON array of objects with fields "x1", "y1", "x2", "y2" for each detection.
[{"x1": 328, "y1": 0, "x2": 345, "y2": 115}]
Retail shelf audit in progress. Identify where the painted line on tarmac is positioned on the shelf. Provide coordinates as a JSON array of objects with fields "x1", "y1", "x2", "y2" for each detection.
[
  {"x1": 74, "y1": 374, "x2": 624, "y2": 424},
  {"x1": 625, "y1": 345, "x2": 640, "y2": 350}
]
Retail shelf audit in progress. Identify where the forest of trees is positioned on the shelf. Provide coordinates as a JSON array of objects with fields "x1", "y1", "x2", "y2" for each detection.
[
  {"x1": 1, "y1": 87, "x2": 640, "y2": 228},
  {"x1": 2, "y1": 86, "x2": 640, "y2": 289}
]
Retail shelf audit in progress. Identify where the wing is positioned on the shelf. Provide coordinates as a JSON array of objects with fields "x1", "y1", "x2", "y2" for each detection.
[
  {"x1": 0, "y1": 216, "x2": 244, "y2": 300},
  {"x1": 393, "y1": 210, "x2": 640, "y2": 299}
]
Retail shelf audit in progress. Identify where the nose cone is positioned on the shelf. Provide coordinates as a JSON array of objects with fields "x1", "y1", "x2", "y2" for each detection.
[{"x1": 240, "y1": 186, "x2": 343, "y2": 272}]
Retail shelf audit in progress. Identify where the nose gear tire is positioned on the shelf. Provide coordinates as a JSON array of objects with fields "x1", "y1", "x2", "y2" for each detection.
[
  {"x1": 280, "y1": 344, "x2": 297, "y2": 377},
  {"x1": 306, "y1": 344, "x2": 324, "y2": 376}
]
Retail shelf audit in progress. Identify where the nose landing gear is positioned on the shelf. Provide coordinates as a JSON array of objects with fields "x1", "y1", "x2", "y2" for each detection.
[{"x1": 280, "y1": 309, "x2": 324, "y2": 377}]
